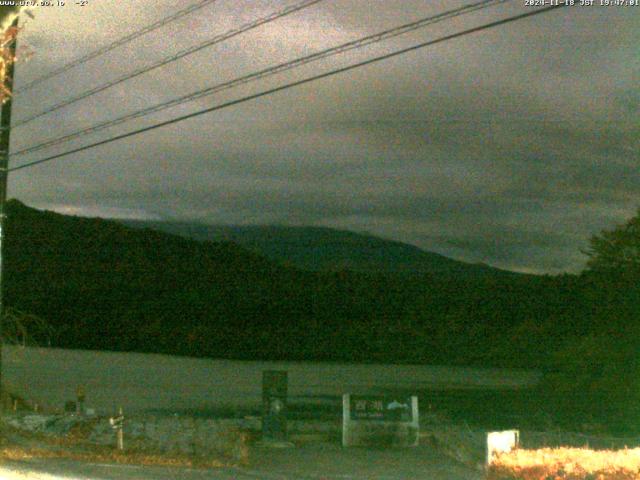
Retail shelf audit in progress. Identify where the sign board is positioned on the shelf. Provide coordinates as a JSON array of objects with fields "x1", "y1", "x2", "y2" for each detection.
[
  {"x1": 343, "y1": 394, "x2": 419, "y2": 447},
  {"x1": 262, "y1": 370, "x2": 288, "y2": 442},
  {"x1": 487, "y1": 430, "x2": 519, "y2": 465},
  {"x1": 350, "y1": 395, "x2": 413, "y2": 422}
]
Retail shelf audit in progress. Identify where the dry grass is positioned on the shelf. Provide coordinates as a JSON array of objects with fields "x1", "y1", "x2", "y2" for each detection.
[
  {"x1": 0, "y1": 423, "x2": 249, "y2": 470},
  {"x1": 0, "y1": 443, "x2": 230, "y2": 469},
  {"x1": 488, "y1": 447, "x2": 640, "y2": 480}
]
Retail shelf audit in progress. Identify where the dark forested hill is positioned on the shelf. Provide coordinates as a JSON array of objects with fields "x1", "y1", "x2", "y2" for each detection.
[
  {"x1": 120, "y1": 221, "x2": 517, "y2": 278},
  {"x1": 3, "y1": 200, "x2": 586, "y2": 369},
  {"x1": 4, "y1": 200, "x2": 318, "y2": 359}
]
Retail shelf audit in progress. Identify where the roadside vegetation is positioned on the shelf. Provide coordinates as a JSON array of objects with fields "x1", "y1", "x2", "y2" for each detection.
[{"x1": 488, "y1": 447, "x2": 640, "y2": 480}]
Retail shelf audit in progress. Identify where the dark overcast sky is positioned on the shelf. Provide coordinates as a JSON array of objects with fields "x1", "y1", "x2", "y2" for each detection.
[{"x1": 6, "y1": 0, "x2": 639, "y2": 274}]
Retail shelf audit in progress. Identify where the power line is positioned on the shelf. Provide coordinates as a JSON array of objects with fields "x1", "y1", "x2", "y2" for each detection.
[
  {"x1": 9, "y1": 4, "x2": 567, "y2": 173},
  {"x1": 12, "y1": 0, "x2": 325, "y2": 128},
  {"x1": 11, "y1": 0, "x2": 510, "y2": 158},
  {"x1": 14, "y1": 0, "x2": 219, "y2": 94}
]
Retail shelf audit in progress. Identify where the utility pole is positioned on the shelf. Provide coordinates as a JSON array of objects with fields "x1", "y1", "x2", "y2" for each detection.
[{"x1": 0, "y1": 16, "x2": 19, "y2": 410}]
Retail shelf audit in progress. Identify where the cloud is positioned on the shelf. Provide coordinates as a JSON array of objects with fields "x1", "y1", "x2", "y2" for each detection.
[
  {"x1": 7, "y1": 0, "x2": 640, "y2": 273},
  {"x1": 31, "y1": 202, "x2": 162, "y2": 220}
]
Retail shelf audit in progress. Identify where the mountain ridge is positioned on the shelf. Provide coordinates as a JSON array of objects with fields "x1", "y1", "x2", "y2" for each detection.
[{"x1": 120, "y1": 220, "x2": 522, "y2": 278}]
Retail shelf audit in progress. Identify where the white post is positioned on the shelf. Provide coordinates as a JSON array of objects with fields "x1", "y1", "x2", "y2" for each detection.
[
  {"x1": 117, "y1": 406, "x2": 124, "y2": 451},
  {"x1": 342, "y1": 394, "x2": 351, "y2": 447},
  {"x1": 110, "y1": 406, "x2": 125, "y2": 451},
  {"x1": 410, "y1": 396, "x2": 419, "y2": 447}
]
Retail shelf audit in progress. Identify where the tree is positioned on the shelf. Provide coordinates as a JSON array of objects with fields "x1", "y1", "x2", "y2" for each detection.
[
  {"x1": 584, "y1": 209, "x2": 640, "y2": 275},
  {"x1": 2, "y1": 307, "x2": 55, "y2": 347},
  {"x1": 540, "y1": 210, "x2": 640, "y2": 433},
  {"x1": 0, "y1": 6, "x2": 34, "y2": 30},
  {"x1": 0, "y1": 7, "x2": 22, "y2": 28},
  {"x1": 0, "y1": 6, "x2": 34, "y2": 103}
]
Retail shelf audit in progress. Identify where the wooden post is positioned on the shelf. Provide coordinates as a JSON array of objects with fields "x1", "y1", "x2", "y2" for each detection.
[
  {"x1": 76, "y1": 385, "x2": 85, "y2": 415},
  {"x1": 0, "y1": 16, "x2": 19, "y2": 413},
  {"x1": 110, "y1": 406, "x2": 125, "y2": 451}
]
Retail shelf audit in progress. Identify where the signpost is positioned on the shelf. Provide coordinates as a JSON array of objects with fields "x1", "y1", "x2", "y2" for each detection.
[
  {"x1": 487, "y1": 430, "x2": 519, "y2": 465},
  {"x1": 262, "y1": 370, "x2": 289, "y2": 444},
  {"x1": 343, "y1": 394, "x2": 419, "y2": 447}
]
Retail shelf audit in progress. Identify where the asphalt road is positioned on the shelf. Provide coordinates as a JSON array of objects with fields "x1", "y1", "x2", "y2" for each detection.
[{"x1": 0, "y1": 443, "x2": 482, "y2": 480}]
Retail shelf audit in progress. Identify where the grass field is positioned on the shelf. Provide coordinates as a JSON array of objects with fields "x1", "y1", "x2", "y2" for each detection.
[{"x1": 2, "y1": 345, "x2": 540, "y2": 417}]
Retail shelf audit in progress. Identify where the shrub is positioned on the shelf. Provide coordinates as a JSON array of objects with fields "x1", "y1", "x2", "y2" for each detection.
[{"x1": 487, "y1": 447, "x2": 640, "y2": 480}]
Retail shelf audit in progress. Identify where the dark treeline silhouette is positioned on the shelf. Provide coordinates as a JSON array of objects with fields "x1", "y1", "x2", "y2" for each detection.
[{"x1": 4, "y1": 200, "x2": 638, "y2": 432}]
